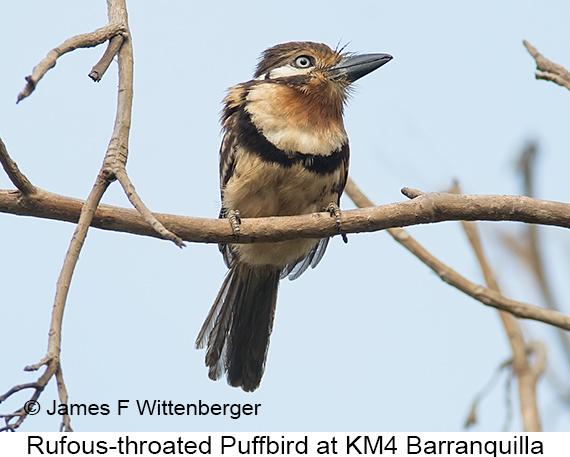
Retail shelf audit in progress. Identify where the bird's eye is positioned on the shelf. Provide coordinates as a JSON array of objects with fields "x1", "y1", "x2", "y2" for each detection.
[{"x1": 293, "y1": 55, "x2": 314, "y2": 69}]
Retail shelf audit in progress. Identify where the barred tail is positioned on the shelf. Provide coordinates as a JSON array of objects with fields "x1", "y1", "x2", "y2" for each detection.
[{"x1": 195, "y1": 263, "x2": 280, "y2": 392}]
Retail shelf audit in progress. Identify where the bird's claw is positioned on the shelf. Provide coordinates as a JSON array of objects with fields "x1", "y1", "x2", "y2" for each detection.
[
  {"x1": 326, "y1": 203, "x2": 348, "y2": 243},
  {"x1": 228, "y1": 209, "x2": 241, "y2": 241}
]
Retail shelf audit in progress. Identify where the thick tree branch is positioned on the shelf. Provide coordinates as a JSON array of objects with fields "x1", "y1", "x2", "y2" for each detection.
[
  {"x1": 4, "y1": 183, "x2": 570, "y2": 335},
  {"x1": 523, "y1": 40, "x2": 570, "y2": 92},
  {"x1": 3, "y1": 187, "x2": 570, "y2": 244}
]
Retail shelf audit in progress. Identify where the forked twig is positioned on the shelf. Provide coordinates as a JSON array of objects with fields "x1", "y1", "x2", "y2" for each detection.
[
  {"x1": 0, "y1": 361, "x2": 56, "y2": 431},
  {"x1": 523, "y1": 40, "x2": 570, "y2": 92},
  {"x1": 17, "y1": 23, "x2": 126, "y2": 103}
]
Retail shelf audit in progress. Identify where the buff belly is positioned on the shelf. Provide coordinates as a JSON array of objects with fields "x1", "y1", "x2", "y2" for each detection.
[{"x1": 222, "y1": 154, "x2": 341, "y2": 268}]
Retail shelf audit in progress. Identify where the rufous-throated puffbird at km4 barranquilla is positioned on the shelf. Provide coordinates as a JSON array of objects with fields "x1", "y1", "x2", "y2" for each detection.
[{"x1": 195, "y1": 41, "x2": 392, "y2": 392}]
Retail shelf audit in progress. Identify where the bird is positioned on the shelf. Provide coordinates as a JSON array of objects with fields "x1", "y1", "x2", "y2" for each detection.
[{"x1": 195, "y1": 41, "x2": 392, "y2": 392}]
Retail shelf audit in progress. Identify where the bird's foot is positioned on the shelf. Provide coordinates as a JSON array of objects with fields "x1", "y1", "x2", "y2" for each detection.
[
  {"x1": 326, "y1": 203, "x2": 348, "y2": 243},
  {"x1": 228, "y1": 209, "x2": 241, "y2": 241}
]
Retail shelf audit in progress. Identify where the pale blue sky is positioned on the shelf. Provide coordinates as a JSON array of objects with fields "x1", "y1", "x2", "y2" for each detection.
[{"x1": 1, "y1": 0, "x2": 569, "y2": 431}]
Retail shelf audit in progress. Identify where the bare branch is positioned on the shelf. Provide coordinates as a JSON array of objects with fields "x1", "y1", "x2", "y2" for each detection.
[
  {"x1": 464, "y1": 358, "x2": 512, "y2": 429},
  {"x1": 358, "y1": 179, "x2": 549, "y2": 430},
  {"x1": 528, "y1": 340, "x2": 547, "y2": 380},
  {"x1": 50, "y1": 175, "x2": 112, "y2": 354},
  {"x1": 0, "y1": 136, "x2": 36, "y2": 195},
  {"x1": 89, "y1": 35, "x2": 124, "y2": 82},
  {"x1": 452, "y1": 181, "x2": 543, "y2": 432},
  {"x1": 95, "y1": 17, "x2": 183, "y2": 247},
  {"x1": 114, "y1": 167, "x2": 185, "y2": 247},
  {"x1": 343, "y1": 178, "x2": 570, "y2": 332},
  {"x1": 0, "y1": 159, "x2": 113, "y2": 432},
  {"x1": 55, "y1": 367, "x2": 73, "y2": 432},
  {"x1": 516, "y1": 144, "x2": 570, "y2": 362},
  {"x1": 4, "y1": 188, "x2": 570, "y2": 245},
  {"x1": 523, "y1": 40, "x2": 570, "y2": 92},
  {"x1": 17, "y1": 23, "x2": 126, "y2": 103},
  {"x1": 3, "y1": 184, "x2": 570, "y2": 334},
  {"x1": 0, "y1": 361, "x2": 56, "y2": 431},
  {"x1": 3, "y1": 0, "x2": 134, "y2": 431}
]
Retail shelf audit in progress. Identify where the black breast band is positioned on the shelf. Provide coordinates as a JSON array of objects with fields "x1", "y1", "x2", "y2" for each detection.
[{"x1": 234, "y1": 108, "x2": 348, "y2": 175}]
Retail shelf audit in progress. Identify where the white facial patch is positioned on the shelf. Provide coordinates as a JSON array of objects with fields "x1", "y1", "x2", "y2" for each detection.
[{"x1": 255, "y1": 64, "x2": 311, "y2": 80}]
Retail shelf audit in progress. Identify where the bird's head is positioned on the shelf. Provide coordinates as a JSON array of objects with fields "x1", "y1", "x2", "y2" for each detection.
[
  {"x1": 255, "y1": 41, "x2": 392, "y2": 86},
  {"x1": 222, "y1": 42, "x2": 392, "y2": 146},
  {"x1": 245, "y1": 42, "x2": 391, "y2": 128}
]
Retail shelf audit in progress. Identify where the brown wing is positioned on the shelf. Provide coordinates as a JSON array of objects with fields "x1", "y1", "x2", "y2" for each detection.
[{"x1": 218, "y1": 127, "x2": 238, "y2": 267}]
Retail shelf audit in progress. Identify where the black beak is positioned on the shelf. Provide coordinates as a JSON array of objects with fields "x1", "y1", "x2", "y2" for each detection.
[{"x1": 327, "y1": 53, "x2": 393, "y2": 83}]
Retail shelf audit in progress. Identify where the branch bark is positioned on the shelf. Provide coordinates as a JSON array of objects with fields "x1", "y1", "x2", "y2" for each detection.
[
  {"x1": 3, "y1": 186, "x2": 570, "y2": 243},
  {"x1": 0, "y1": 137, "x2": 36, "y2": 196},
  {"x1": 523, "y1": 40, "x2": 570, "y2": 92},
  {"x1": 17, "y1": 22, "x2": 126, "y2": 103},
  {"x1": 89, "y1": 35, "x2": 124, "y2": 82}
]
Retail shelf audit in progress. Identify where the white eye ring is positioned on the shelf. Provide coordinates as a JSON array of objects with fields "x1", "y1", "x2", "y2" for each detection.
[{"x1": 293, "y1": 55, "x2": 313, "y2": 68}]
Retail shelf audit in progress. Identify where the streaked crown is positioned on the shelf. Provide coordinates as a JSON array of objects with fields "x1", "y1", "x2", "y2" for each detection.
[{"x1": 254, "y1": 42, "x2": 343, "y2": 79}]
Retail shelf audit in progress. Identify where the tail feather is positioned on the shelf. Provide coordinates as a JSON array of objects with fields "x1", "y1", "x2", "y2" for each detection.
[
  {"x1": 196, "y1": 264, "x2": 280, "y2": 392},
  {"x1": 195, "y1": 271, "x2": 236, "y2": 381}
]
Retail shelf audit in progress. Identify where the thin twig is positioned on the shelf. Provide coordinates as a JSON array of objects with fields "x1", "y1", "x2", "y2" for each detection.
[
  {"x1": 114, "y1": 168, "x2": 185, "y2": 247},
  {"x1": 523, "y1": 40, "x2": 570, "y2": 92},
  {"x1": 0, "y1": 362, "x2": 55, "y2": 431},
  {"x1": 89, "y1": 35, "x2": 124, "y2": 82},
  {"x1": 464, "y1": 358, "x2": 513, "y2": 429},
  {"x1": 503, "y1": 369, "x2": 515, "y2": 432},
  {"x1": 56, "y1": 366, "x2": 73, "y2": 432},
  {"x1": 98, "y1": 24, "x2": 184, "y2": 247},
  {"x1": 516, "y1": 144, "x2": 570, "y2": 364},
  {"x1": 528, "y1": 340, "x2": 547, "y2": 380},
  {"x1": 17, "y1": 23, "x2": 126, "y2": 103},
  {"x1": 1, "y1": 170, "x2": 112, "y2": 433},
  {"x1": 451, "y1": 181, "x2": 543, "y2": 432},
  {"x1": 0, "y1": 136, "x2": 36, "y2": 195}
]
